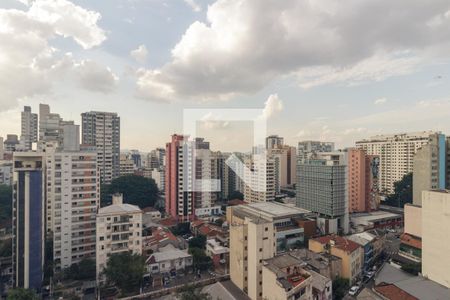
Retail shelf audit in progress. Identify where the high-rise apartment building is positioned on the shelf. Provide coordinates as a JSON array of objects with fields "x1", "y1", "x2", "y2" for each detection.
[
  {"x1": 20, "y1": 106, "x2": 38, "y2": 150},
  {"x1": 119, "y1": 153, "x2": 135, "y2": 176},
  {"x1": 297, "y1": 141, "x2": 334, "y2": 162},
  {"x1": 412, "y1": 133, "x2": 449, "y2": 206},
  {"x1": 38, "y1": 104, "x2": 78, "y2": 150},
  {"x1": 96, "y1": 193, "x2": 142, "y2": 281},
  {"x1": 356, "y1": 132, "x2": 435, "y2": 194},
  {"x1": 0, "y1": 161, "x2": 13, "y2": 186},
  {"x1": 296, "y1": 152, "x2": 348, "y2": 233},
  {"x1": 347, "y1": 148, "x2": 380, "y2": 213},
  {"x1": 265, "y1": 135, "x2": 284, "y2": 150},
  {"x1": 0, "y1": 136, "x2": 3, "y2": 159},
  {"x1": 12, "y1": 153, "x2": 45, "y2": 290},
  {"x1": 45, "y1": 142, "x2": 99, "y2": 270},
  {"x1": 268, "y1": 145, "x2": 297, "y2": 190},
  {"x1": 4, "y1": 134, "x2": 20, "y2": 152},
  {"x1": 165, "y1": 135, "x2": 219, "y2": 221},
  {"x1": 81, "y1": 111, "x2": 120, "y2": 184},
  {"x1": 227, "y1": 202, "x2": 310, "y2": 300},
  {"x1": 421, "y1": 190, "x2": 450, "y2": 288},
  {"x1": 243, "y1": 155, "x2": 276, "y2": 203}
]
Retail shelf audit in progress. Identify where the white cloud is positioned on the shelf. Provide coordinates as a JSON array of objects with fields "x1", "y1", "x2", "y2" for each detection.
[
  {"x1": 130, "y1": 44, "x2": 149, "y2": 64},
  {"x1": 183, "y1": 0, "x2": 201, "y2": 12},
  {"x1": 135, "y1": 0, "x2": 450, "y2": 102},
  {"x1": 262, "y1": 94, "x2": 283, "y2": 119},
  {"x1": 0, "y1": 0, "x2": 113, "y2": 111},
  {"x1": 374, "y1": 97, "x2": 387, "y2": 105},
  {"x1": 75, "y1": 60, "x2": 119, "y2": 93}
]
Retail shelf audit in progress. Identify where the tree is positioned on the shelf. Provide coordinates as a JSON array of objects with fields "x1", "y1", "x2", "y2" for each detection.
[
  {"x1": 7, "y1": 288, "x2": 39, "y2": 300},
  {"x1": 64, "y1": 258, "x2": 96, "y2": 281},
  {"x1": 177, "y1": 285, "x2": 211, "y2": 300},
  {"x1": 188, "y1": 247, "x2": 212, "y2": 271},
  {"x1": 401, "y1": 263, "x2": 421, "y2": 275},
  {"x1": 100, "y1": 175, "x2": 159, "y2": 208},
  {"x1": 0, "y1": 184, "x2": 12, "y2": 225},
  {"x1": 332, "y1": 277, "x2": 349, "y2": 300},
  {"x1": 188, "y1": 235, "x2": 206, "y2": 250},
  {"x1": 170, "y1": 222, "x2": 191, "y2": 236},
  {"x1": 228, "y1": 190, "x2": 244, "y2": 201},
  {"x1": 0, "y1": 238, "x2": 12, "y2": 257},
  {"x1": 385, "y1": 173, "x2": 412, "y2": 207},
  {"x1": 103, "y1": 252, "x2": 146, "y2": 293}
]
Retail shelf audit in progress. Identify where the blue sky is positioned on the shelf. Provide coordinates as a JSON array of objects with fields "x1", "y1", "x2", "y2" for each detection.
[{"x1": 1, "y1": 0, "x2": 450, "y2": 152}]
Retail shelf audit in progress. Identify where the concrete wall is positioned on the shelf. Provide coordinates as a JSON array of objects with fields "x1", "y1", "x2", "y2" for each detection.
[
  {"x1": 422, "y1": 191, "x2": 450, "y2": 288},
  {"x1": 404, "y1": 204, "x2": 422, "y2": 238}
]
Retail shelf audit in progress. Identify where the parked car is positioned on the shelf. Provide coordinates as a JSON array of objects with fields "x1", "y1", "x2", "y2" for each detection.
[{"x1": 349, "y1": 286, "x2": 359, "y2": 296}]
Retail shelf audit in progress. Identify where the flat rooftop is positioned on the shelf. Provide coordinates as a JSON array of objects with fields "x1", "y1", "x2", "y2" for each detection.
[
  {"x1": 375, "y1": 263, "x2": 450, "y2": 300},
  {"x1": 245, "y1": 202, "x2": 310, "y2": 218},
  {"x1": 351, "y1": 210, "x2": 401, "y2": 224}
]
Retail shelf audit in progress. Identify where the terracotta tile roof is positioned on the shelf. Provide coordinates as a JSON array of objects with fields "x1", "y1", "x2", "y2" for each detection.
[
  {"x1": 191, "y1": 220, "x2": 205, "y2": 227},
  {"x1": 375, "y1": 283, "x2": 418, "y2": 300},
  {"x1": 228, "y1": 199, "x2": 246, "y2": 206},
  {"x1": 312, "y1": 235, "x2": 360, "y2": 253},
  {"x1": 400, "y1": 233, "x2": 422, "y2": 249},
  {"x1": 158, "y1": 217, "x2": 177, "y2": 227}
]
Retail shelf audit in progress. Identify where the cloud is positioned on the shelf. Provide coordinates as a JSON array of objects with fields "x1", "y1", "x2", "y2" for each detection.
[
  {"x1": 75, "y1": 60, "x2": 119, "y2": 93},
  {"x1": 262, "y1": 94, "x2": 283, "y2": 119},
  {"x1": 199, "y1": 112, "x2": 230, "y2": 130},
  {"x1": 135, "y1": 0, "x2": 450, "y2": 102},
  {"x1": 0, "y1": 0, "x2": 113, "y2": 111},
  {"x1": 130, "y1": 44, "x2": 149, "y2": 64},
  {"x1": 183, "y1": 0, "x2": 201, "y2": 12},
  {"x1": 374, "y1": 97, "x2": 387, "y2": 105}
]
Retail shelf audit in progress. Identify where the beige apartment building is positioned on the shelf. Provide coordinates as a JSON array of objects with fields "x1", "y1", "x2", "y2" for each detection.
[
  {"x1": 356, "y1": 132, "x2": 435, "y2": 194},
  {"x1": 309, "y1": 235, "x2": 363, "y2": 285},
  {"x1": 262, "y1": 254, "x2": 313, "y2": 300},
  {"x1": 227, "y1": 202, "x2": 310, "y2": 300},
  {"x1": 96, "y1": 194, "x2": 142, "y2": 281},
  {"x1": 422, "y1": 190, "x2": 450, "y2": 288},
  {"x1": 243, "y1": 155, "x2": 276, "y2": 203}
]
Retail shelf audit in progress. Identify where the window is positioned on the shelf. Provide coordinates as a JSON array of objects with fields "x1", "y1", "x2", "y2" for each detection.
[
  {"x1": 265, "y1": 227, "x2": 268, "y2": 231},
  {"x1": 259, "y1": 248, "x2": 262, "y2": 252}
]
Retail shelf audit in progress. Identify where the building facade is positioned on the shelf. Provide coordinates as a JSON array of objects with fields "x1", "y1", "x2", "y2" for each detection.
[
  {"x1": 243, "y1": 155, "x2": 276, "y2": 203},
  {"x1": 81, "y1": 111, "x2": 120, "y2": 184},
  {"x1": 46, "y1": 147, "x2": 99, "y2": 270},
  {"x1": 296, "y1": 152, "x2": 348, "y2": 233},
  {"x1": 227, "y1": 202, "x2": 310, "y2": 300},
  {"x1": 421, "y1": 190, "x2": 450, "y2": 288},
  {"x1": 412, "y1": 133, "x2": 449, "y2": 206},
  {"x1": 96, "y1": 194, "x2": 142, "y2": 281},
  {"x1": 20, "y1": 106, "x2": 38, "y2": 151},
  {"x1": 356, "y1": 132, "x2": 435, "y2": 194},
  {"x1": 12, "y1": 153, "x2": 45, "y2": 290}
]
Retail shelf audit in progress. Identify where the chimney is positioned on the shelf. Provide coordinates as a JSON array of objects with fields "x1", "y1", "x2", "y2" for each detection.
[{"x1": 112, "y1": 193, "x2": 123, "y2": 205}]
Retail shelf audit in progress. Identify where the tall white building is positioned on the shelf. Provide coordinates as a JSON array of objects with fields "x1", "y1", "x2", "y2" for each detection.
[
  {"x1": 96, "y1": 194, "x2": 142, "y2": 281},
  {"x1": 243, "y1": 155, "x2": 276, "y2": 203},
  {"x1": 356, "y1": 132, "x2": 435, "y2": 193},
  {"x1": 81, "y1": 111, "x2": 120, "y2": 184},
  {"x1": 45, "y1": 139, "x2": 100, "y2": 270},
  {"x1": 0, "y1": 160, "x2": 13, "y2": 186},
  {"x1": 20, "y1": 106, "x2": 38, "y2": 151},
  {"x1": 119, "y1": 153, "x2": 135, "y2": 176}
]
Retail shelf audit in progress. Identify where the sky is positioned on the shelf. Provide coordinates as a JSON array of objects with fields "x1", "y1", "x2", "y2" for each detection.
[{"x1": 1, "y1": 0, "x2": 450, "y2": 152}]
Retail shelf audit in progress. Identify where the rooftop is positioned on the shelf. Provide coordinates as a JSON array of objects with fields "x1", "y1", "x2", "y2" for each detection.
[
  {"x1": 374, "y1": 283, "x2": 418, "y2": 300},
  {"x1": 264, "y1": 254, "x2": 310, "y2": 290},
  {"x1": 351, "y1": 211, "x2": 402, "y2": 225},
  {"x1": 147, "y1": 245, "x2": 191, "y2": 263},
  {"x1": 375, "y1": 263, "x2": 450, "y2": 300},
  {"x1": 347, "y1": 232, "x2": 377, "y2": 246},
  {"x1": 400, "y1": 233, "x2": 421, "y2": 249},
  {"x1": 235, "y1": 201, "x2": 310, "y2": 221},
  {"x1": 98, "y1": 203, "x2": 141, "y2": 215},
  {"x1": 312, "y1": 235, "x2": 361, "y2": 253}
]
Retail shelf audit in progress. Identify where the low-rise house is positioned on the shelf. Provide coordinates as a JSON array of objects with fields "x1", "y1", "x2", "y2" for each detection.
[
  {"x1": 96, "y1": 194, "x2": 143, "y2": 281},
  {"x1": 146, "y1": 244, "x2": 193, "y2": 274},
  {"x1": 142, "y1": 226, "x2": 183, "y2": 256},
  {"x1": 142, "y1": 207, "x2": 161, "y2": 219},
  {"x1": 347, "y1": 231, "x2": 382, "y2": 272},
  {"x1": 397, "y1": 233, "x2": 421, "y2": 265},
  {"x1": 206, "y1": 239, "x2": 229, "y2": 268},
  {"x1": 262, "y1": 254, "x2": 313, "y2": 300},
  {"x1": 309, "y1": 235, "x2": 363, "y2": 284},
  {"x1": 309, "y1": 270, "x2": 332, "y2": 300},
  {"x1": 290, "y1": 249, "x2": 342, "y2": 281},
  {"x1": 350, "y1": 211, "x2": 403, "y2": 232}
]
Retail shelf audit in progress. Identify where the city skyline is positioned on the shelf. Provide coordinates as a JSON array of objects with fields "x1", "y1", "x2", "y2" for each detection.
[{"x1": 1, "y1": 0, "x2": 450, "y2": 152}]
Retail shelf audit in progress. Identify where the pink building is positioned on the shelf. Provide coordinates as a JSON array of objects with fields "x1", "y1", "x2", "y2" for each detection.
[
  {"x1": 165, "y1": 134, "x2": 195, "y2": 221},
  {"x1": 348, "y1": 149, "x2": 380, "y2": 213},
  {"x1": 348, "y1": 149, "x2": 366, "y2": 213}
]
